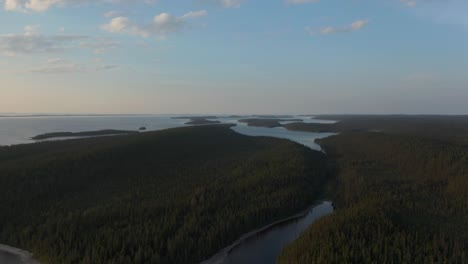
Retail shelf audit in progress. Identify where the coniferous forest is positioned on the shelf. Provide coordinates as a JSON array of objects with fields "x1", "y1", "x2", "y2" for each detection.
[
  {"x1": 0, "y1": 125, "x2": 327, "y2": 263},
  {"x1": 279, "y1": 131, "x2": 468, "y2": 263}
]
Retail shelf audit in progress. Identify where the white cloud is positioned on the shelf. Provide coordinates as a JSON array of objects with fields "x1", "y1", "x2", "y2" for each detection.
[
  {"x1": 80, "y1": 37, "x2": 119, "y2": 54},
  {"x1": 0, "y1": 25, "x2": 118, "y2": 56},
  {"x1": 181, "y1": 10, "x2": 208, "y2": 19},
  {"x1": 286, "y1": 0, "x2": 320, "y2": 4},
  {"x1": 4, "y1": 0, "x2": 153, "y2": 12},
  {"x1": 219, "y1": 0, "x2": 243, "y2": 8},
  {"x1": 401, "y1": 0, "x2": 417, "y2": 7},
  {"x1": 103, "y1": 10, "x2": 123, "y2": 18},
  {"x1": 307, "y1": 19, "x2": 369, "y2": 35},
  {"x1": 400, "y1": 0, "x2": 468, "y2": 28},
  {"x1": 30, "y1": 57, "x2": 117, "y2": 74},
  {"x1": 101, "y1": 10, "x2": 208, "y2": 38},
  {"x1": 201, "y1": 0, "x2": 245, "y2": 8}
]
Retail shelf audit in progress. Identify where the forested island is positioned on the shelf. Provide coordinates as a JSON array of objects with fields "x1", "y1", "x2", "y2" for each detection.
[
  {"x1": 238, "y1": 118, "x2": 302, "y2": 128},
  {"x1": 185, "y1": 118, "x2": 221, "y2": 125},
  {"x1": 0, "y1": 125, "x2": 327, "y2": 263},
  {"x1": 240, "y1": 115, "x2": 468, "y2": 145},
  {"x1": 172, "y1": 116, "x2": 221, "y2": 125},
  {"x1": 32, "y1": 129, "x2": 139, "y2": 140}
]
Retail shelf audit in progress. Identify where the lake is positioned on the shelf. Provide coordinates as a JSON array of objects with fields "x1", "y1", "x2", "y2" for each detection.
[
  {"x1": 231, "y1": 125, "x2": 335, "y2": 151},
  {"x1": 0, "y1": 114, "x2": 335, "y2": 264},
  {"x1": 0, "y1": 115, "x2": 187, "y2": 146},
  {"x1": 0, "y1": 115, "x2": 335, "y2": 150}
]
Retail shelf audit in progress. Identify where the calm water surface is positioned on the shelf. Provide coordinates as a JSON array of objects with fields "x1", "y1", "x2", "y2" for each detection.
[
  {"x1": 232, "y1": 125, "x2": 335, "y2": 151},
  {"x1": 0, "y1": 115, "x2": 336, "y2": 264},
  {"x1": 0, "y1": 115, "x2": 187, "y2": 145},
  {"x1": 204, "y1": 201, "x2": 334, "y2": 264},
  {"x1": 0, "y1": 115, "x2": 335, "y2": 149}
]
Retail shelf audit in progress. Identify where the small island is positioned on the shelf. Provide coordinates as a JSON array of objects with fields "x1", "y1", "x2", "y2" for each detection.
[
  {"x1": 172, "y1": 116, "x2": 219, "y2": 120},
  {"x1": 32, "y1": 129, "x2": 139, "y2": 140},
  {"x1": 185, "y1": 118, "x2": 221, "y2": 125},
  {"x1": 172, "y1": 116, "x2": 221, "y2": 125},
  {"x1": 238, "y1": 118, "x2": 303, "y2": 128}
]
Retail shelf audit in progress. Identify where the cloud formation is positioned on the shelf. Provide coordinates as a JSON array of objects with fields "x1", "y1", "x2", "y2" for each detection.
[
  {"x1": 101, "y1": 10, "x2": 208, "y2": 38},
  {"x1": 401, "y1": 0, "x2": 417, "y2": 7},
  {"x1": 286, "y1": 0, "x2": 320, "y2": 4},
  {"x1": 103, "y1": 10, "x2": 123, "y2": 18},
  {"x1": 201, "y1": 0, "x2": 245, "y2": 8},
  {"x1": 30, "y1": 57, "x2": 117, "y2": 74},
  {"x1": 0, "y1": 25, "x2": 118, "y2": 56},
  {"x1": 4, "y1": 0, "x2": 154, "y2": 12},
  {"x1": 307, "y1": 20, "x2": 369, "y2": 35}
]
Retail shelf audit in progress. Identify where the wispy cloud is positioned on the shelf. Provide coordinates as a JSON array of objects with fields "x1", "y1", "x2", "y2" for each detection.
[
  {"x1": 0, "y1": 25, "x2": 118, "y2": 56},
  {"x1": 401, "y1": 0, "x2": 417, "y2": 7},
  {"x1": 30, "y1": 57, "x2": 117, "y2": 74},
  {"x1": 401, "y1": 0, "x2": 468, "y2": 28},
  {"x1": 103, "y1": 10, "x2": 124, "y2": 18},
  {"x1": 307, "y1": 20, "x2": 369, "y2": 35},
  {"x1": 101, "y1": 10, "x2": 208, "y2": 38},
  {"x1": 4, "y1": 0, "x2": 155, "y2": 12},
  {"x1": 286, "y1": 0, "x2": 320, "y2": 4},
  {"x1": 200, "y1": 0, "x2": 245, "y2": 8}
]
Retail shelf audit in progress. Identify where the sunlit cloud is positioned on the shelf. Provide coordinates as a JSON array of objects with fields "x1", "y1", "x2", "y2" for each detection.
[
  {"x1": 402, "y1": 0, "x2": 468, "y2": 28},
  {"x1": 0, "y1": 25, "x2": 118, "y2": 56},
  {"x1": 4, "y1": 0, "x2": 155, "y2": 12},
  {"x1": 29, "y1": 57, "x2": 117, "y2": 74},
  {"x1": 286, "y1": 0, "x2": 320, "y2": 4},
  {"x1": 200, "y1": 0, "x2": 245, "y2": 8},
  {"x1": 101, "y1": 10, "x2": 208, "y2": 38},
  {"x1": 307, "y1": 20, "x2": 369, "y2": 35},
  {"x1": 401, "y1": 0, "x2": 417, "y2": 7}
]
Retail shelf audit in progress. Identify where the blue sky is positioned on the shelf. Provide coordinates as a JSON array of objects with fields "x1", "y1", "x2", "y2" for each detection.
[{"x1": 1, "y1": 0, "x2": 467, "y2": 114}]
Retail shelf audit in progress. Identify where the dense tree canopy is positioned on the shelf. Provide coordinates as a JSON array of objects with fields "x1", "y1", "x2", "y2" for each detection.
[
  {"x1": 0, "y1": 125, "x2": 327, "y2": 264},
  {"x1": 279, "y1": 132, "x2": 468, "y2": 263}
]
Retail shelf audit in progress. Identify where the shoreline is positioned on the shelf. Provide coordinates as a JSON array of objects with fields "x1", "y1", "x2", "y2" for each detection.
[
  {"x1": 199, "y1": 200, "x2": 331, "y2": 264},
  {"x1": 0, "y1": 245, "x2": 40, "y2": 264}
]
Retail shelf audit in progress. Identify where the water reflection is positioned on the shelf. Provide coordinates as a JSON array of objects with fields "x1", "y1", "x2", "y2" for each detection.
[
  {"x1": 203, "y1": 201, "x2": 334, "y2": 264},
  {"x1": 231, "y1": 126, "x2": 335, "y2": 151}
]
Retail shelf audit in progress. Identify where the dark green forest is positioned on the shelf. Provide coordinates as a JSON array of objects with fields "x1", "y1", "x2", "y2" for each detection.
[
  {"x1": 286, "y1": 115, "x2": 468, "y2": 144},
  {"x1": 279, "y1": 131, "x2": 468, "y2": 263},
  {"x1": 0, "y1": 125, "x2": 327, "y2": 263},
  {"x1": 32, "y1": 129, "x2": 139, "y2": 140}
]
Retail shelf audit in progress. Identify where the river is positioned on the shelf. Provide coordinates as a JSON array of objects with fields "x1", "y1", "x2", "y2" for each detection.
[
  {"x1": 0, "y1": 114, "x2": 335, "y2": 264},
  {"x1": 201, "y1": 201, "x2": 333, "y2": 264}
]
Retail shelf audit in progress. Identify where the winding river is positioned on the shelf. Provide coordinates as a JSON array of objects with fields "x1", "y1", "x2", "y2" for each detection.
[
  {"x1": 0, "y1": 115, "x2": 335, "y2": 264},
  {"x1": 201, "y1": 201, "x2": 333, "y2": 264}
]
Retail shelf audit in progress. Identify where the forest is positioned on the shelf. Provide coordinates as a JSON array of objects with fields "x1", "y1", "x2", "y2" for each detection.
[
  {"x1": 0, "y1": 125, "x2": 327, "y2": 264},
  {"x1": 285, "y1": 115, "x2": 468, "y2": 144},
  {"x1": 32, "y1": 129, "x2": 139, "y2": 140},
  {"x1": 238, "y1": 118, "x2": 302, "y2": 128},
  {"x1": 279, "y1": 131, "x2": 468, "y2": 263}
]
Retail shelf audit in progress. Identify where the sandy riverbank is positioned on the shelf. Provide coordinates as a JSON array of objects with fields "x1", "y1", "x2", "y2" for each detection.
[{"x1": 0, "y1": 245, "x2": 40, "y2": 264}]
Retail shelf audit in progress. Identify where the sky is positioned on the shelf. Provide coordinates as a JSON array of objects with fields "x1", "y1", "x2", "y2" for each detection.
[{"x1": 0, "y1": 0, "x2": 467, "y2": 115}]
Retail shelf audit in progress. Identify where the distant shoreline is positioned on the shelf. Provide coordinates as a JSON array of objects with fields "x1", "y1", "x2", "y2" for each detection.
[
  {"x1": 0, "y1": 114, "x2": 160, "y2": 118},
  {"x1": 32, "y1": 129, "x2": 139, "y2": 140},
  {"x1": 0, "y1": 244, "x2": 40, "y2": 264}
]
